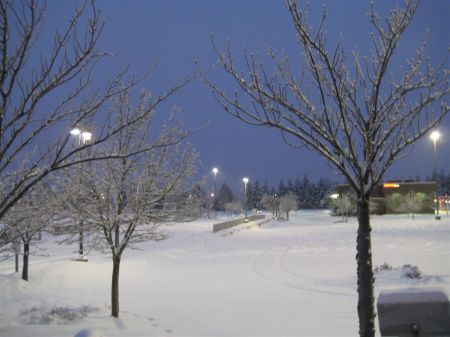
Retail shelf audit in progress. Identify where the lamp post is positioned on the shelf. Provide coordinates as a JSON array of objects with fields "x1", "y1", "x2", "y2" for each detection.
[
  {"x1": 212, "y1": 167, "x2": 218, "y2": 214},
  {"x1": 274, "y1": 193, "x2": 278, "y2": 219},
  {"x1": 70, "y1": 127, "x2": 93, "y2": 261},
  {"x1": 430, "y1": 131, "x2": 440, "y2": 219},
  {"x1": 243, "y1": 177, "x2": 249, "y2": 221}
]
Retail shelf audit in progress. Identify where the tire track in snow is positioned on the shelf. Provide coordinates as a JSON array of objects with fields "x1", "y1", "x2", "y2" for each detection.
[{"x1": 251, "y1": 239, "x2": 355, "y2": 298}]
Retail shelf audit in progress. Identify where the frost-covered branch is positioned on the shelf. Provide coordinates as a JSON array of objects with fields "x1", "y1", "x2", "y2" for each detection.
[{"x1": 0, "y1": 0, "x2": 195, "y2": 234}]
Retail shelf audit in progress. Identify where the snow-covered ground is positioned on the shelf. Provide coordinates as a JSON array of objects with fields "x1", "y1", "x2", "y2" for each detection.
[{"x1": 1, "y1": 210, "x2": 449, "y2": 337}]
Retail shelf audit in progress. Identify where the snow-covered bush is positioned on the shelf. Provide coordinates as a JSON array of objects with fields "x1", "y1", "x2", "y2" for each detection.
[
  {"x1": 374, "y1": 263, "x2": 422, "y2": 279},
  {"x1": 20, "y1": 305, "x2": 97, "y2": 324},
  {"x1": 401, "y1": 264, "x2": 422, "y2": 279},
  {"x1": 374, "y1": 263, "x2": 393, "y2": 273}
]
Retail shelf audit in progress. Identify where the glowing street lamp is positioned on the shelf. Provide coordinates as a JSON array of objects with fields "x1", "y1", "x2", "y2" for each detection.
[
  {"x1": 243, "y1": 177, "x2": 249, "y2": 221},
  {"x1": 430, "y1": 131, "x2": 441, "y2": 218},
  {"x1": 212, "y1": 167, "x2": 219, "y2": 216},
  {"x1": 70, "y1": 126, "x2": 93, "y2": 261},
  {"x1": 70, "y1": 128, "x2": 81, "y2": 136},
  {"x1": 212, "y1": 167, "x2": 218, "y2": 212},
  {"x1": 70, "y1": 127, "x2": 92, "y2": 145}
]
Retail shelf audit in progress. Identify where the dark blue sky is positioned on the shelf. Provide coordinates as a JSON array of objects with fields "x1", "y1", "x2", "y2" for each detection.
[{"x1": 45, "y1": 1, "x2": 450, "y2": 192}]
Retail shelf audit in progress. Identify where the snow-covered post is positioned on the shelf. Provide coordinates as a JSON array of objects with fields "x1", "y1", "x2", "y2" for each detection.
[{"x1": 200, "y1": 1, "x2": 449, "y2": 335}]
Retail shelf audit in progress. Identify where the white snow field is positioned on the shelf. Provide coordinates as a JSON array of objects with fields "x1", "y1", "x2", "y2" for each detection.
[{"x1": 1, "y1": 210, "x2": 449, "y2": 337}]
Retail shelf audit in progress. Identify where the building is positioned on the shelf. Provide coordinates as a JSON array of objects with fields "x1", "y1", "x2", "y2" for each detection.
[{"x1": 330, "y1": 181, "x2": 438, "y2": 215}]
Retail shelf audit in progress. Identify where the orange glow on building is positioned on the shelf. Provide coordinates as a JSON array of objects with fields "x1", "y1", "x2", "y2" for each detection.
[{"x1": 383, "y1": 183, "x2": 400, "y2": 189}]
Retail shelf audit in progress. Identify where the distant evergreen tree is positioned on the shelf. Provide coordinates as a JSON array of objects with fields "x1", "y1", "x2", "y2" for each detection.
[
  {"x1": 261, "y1": 181, "x2": 270, "y2": 196},
  {"x1": 247, "y1": 180, "x2": 262, "y2": 209},
  {"x1": 314, "y1": 178, "x2": 332, "y2": 209},
  {"x1": 215, "y1": 183, "x2": 234, "y2": 211},
  {"x1": 294, "y1": 176, "x2": 302, "y2": 198},
  {"x1": 278, "y1": 179, "x2": 287, "y2": 196},
  {"x1": 287, "y1": 178, "x2": 294, "y2": 194},
  {"x1": 270, "y1": 186, "x2": 277, "y2": 196},
  {"x1": 298, "y1": 175, "x2": 313, "y2": 208},
  {"x1": 253, "y1": 175, "x2": 334, "y2": 210}
]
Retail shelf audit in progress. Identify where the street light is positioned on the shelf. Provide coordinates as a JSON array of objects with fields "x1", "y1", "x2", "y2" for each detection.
[
  {"x1": 243, "y1": 177, "x2": 249, "y2": 221},
  {"x1": 70, "y1": 127, "x2": 93, "y2": 261},
  {"x1": 212, "y1": 167, "x2": 218, "y2": 214},
  {"x1": 273, "y1": 193, "x2": 278, "y2": 219},
  {"x1": 430, "y1": 131, "x2": 441, "y2": 219},
  {"x1": 71, "y1": 127, "x2": 92, "y2": 145}
]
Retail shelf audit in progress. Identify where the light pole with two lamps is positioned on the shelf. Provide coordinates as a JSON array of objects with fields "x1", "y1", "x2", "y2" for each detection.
[{"x1": 70, "y1": 127, "x2": 93, "y2": 261}]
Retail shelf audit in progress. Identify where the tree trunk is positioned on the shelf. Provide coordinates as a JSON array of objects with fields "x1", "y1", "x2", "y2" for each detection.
[
  {"x1": 13, "y1": 239, "x2": 20, "y2": 273},
  {"x1": 356, "y1": 199, "x2": 375, "y2": 337},
  {"x1": 111, "y1": 254, "x2": 121, "y2": 318},
  {"x1": 22, "y1": 241, "x2": 29, "y2": 281},
  {"x1": 15, "y1": 252, "x2": 19, "y2": 273},
  {"x1": 79, "y1": 223, "x2": 84, "y2": 256}
]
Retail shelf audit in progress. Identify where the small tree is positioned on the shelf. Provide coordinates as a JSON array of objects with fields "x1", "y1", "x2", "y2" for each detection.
[
  {"x1": 183, "y1": 184, "x2": 208, "y2": 220},
  {"x1": 333, "y1": 193, "x2": 356, "y2": 223},
  {"x1": 61, "y1": 89, "x2": 198, "y2": 318},
  {"x1": 224, "y1": 200, "x2": 243, "y2": 217},
  {"x1": 279, "y1": 193, "x2": 298, "y2": 220},
  {"x1": 3, "y1": 181, "x2": 56, "y2": 281},
  {"x1": 397, "y1": 192, "x2": 422, "y2": 219},
  {"x1": 385, "y1": 193, "x2": 404, "y2": 214},
  {"x1": 261, "y1": 193, "x2": 278, "y2": 217}
]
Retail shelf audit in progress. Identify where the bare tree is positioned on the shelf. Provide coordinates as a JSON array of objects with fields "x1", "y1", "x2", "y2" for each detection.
[
  {"x1": 2, "y1": 181, "x2": 56, "y2": 281},
  {"x1": 393, "y1": 191, "x2": 423, "y2": 219},
  {"x1": 261, "y1": 193, "x2": 277, "y2": 217},
  {"x1": 200, "y1": 1, "x2": 449, "y2": 335},
  {"x1": 224, "y1": 200, "x2": 243, "y2": 217},
  {"x1": 0, "y1": 0, "x2": 192, "y2": 242},
  {"x1": 333, "y1": 192, "x2": 356, "y2": 223},
  {"x1": 279, "y1": 192, "x2": 298, "y2": 220},
  {"x1": 61, "y1": 89, "x2": 198, "y2": 318}
]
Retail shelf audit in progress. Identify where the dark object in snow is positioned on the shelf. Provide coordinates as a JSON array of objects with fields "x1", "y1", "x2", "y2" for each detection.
[
  {"x1": 374, "y1": 263, "x2": 422, "y2": 279},
  {"x1": 377, "y1": 287, "x2": 450, "y2": 336},
  {"x1": 74, "y1": 329, "x2": 106, "y2": 337},
  {"x1": 401, "y1": 264, "x2": 422, "y2": 279},
  {"x1": 374, "y1": 263, "x2": 393, "y2": 273},
  {"x1": 21, "y1": 305, "x2": 97, "y2": 324}
]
